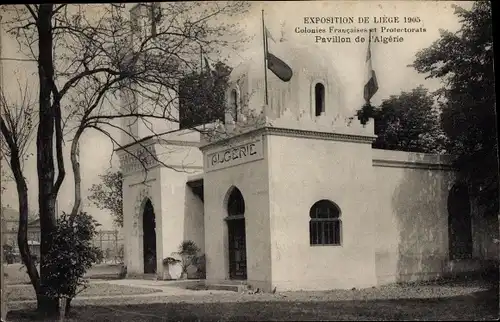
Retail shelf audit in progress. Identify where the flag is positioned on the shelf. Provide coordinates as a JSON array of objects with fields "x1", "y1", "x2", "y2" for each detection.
[
  {"x1": 265, "y1": 27, "x2": 293, "y2": 82},
  {"x1": 363, "y1": 31, "x2": 378, "y2": 103},
  {"x1": 265, "y1": 27, "x2": 275, "y2": 43}
]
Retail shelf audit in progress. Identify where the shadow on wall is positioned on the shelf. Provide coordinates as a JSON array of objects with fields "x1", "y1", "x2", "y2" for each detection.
[
  {"x1": 391, "y1": 155, "x2": 452, "y2": 283},
  {"x1": 182, "y1": 184, "x2": 205, "y2": 278},
  {"x1": 391, "y1": 154, "x2": 499, "y2": 283},
  {"x1": 183, "y1": 184, "x2": 204, "y2": 248}
]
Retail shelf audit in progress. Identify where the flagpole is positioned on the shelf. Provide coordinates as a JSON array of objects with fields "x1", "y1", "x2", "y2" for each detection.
[
  {"x1": 0, "y1": 14, "x2": 6, "y2": 321},
  {"x1": 365, "y1": 30, "x2": 372, "y2": 106},
  {"x1": 261, "y1": 9, "x2": 269, "y2": 106}
]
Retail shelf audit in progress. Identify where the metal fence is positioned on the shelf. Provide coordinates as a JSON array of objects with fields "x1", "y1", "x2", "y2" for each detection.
[
  {"x1": 93, "y1": 230, "x2": 124, "y2": 264},
  {"x1": 2, "y1": 228, "x2": 124, "y2": 264}
]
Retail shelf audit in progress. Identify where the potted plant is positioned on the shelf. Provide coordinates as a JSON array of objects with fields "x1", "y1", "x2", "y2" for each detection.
[
  {"x1": 118, "y1": 264, "x2": 127, "y2": 279},
  {"x1": 162, "y1": 257, "x2": 180, "y2": 280},
  {"x1": 172, "y1": 240, "x2": 200, "y2": 280},
  {"x1": 192, "y1": 254, "x2": 206, "y2": 279}
]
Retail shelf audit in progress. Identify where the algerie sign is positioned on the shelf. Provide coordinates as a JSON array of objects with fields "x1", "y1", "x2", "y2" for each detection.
[{"x1": 206, "y1": 137, "x2": 264, "y2": 172}]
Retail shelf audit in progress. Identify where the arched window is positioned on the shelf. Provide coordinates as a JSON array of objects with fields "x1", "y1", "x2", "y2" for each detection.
[
  {"x1": 230, "y1": 89, "x2": 238, "y2": 122},
  {"x1": 448, "y1": 184, "x2": 472, "y2": 260},
  {"x1": 309, "y1": 200, "x2": 341, "y2": 246},
  {"x1": 227, "y1": 187, "x2": 245, "y2": 217},
  {"x1": 314, "y1": 83, "x2": 325, "y2": 116}
]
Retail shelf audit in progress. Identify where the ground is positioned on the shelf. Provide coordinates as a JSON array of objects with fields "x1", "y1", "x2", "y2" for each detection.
[
  {"x1": 6, "y1": 282, "x2": 161, "y2": 301},
  {"x1": 5, "y1": 270, "x2": 499, "y2": 321}
]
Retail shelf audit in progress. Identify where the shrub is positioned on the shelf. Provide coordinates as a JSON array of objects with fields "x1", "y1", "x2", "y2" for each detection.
[
  {"x1": 118, "y1": 265, "x2": 127, "y2": 279},
  {"x1": 42, "y1": 212, "x2": 103, "y2": 311},
  {"x1": 193, "y1": 254, "x2": 206, "y2": 279},
  {"x1": 3, "y1": 244, "x2": 15, "y2": 264},
  {"x1": 172, "y1": 240, "x2": 200, "y2": 278}
]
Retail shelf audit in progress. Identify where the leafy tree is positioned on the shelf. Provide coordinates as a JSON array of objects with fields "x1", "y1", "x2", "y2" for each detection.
[
  {"x1": 412, "y1": 1, "x2": 498, "y2": 216},
  {"x1": 1, "y1": 3, "x2": 248, "y2": 315},
  {"x1": 356, "y1": 86, "x2": 447, "y2": 153},
  {"x1": 88, "y1": 170, "x2": 123, "y2": 227},
  {"x1": 43, "y1": 211, "x2": 103, "y2": 317},
  {"x1": 179, "y1": 61, "x2": 233, "y2": 129}
]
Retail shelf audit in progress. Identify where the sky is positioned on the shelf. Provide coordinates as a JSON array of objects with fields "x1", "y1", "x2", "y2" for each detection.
[{"x1": 0, "y1": 1, "x2": 475, "y2": 229}]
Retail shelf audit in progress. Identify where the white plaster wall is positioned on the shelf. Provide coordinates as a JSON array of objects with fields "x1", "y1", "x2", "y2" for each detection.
[
  {"x1": 122, "y1": 167, "x2": 162, "y2": 276},
  {"x1": 155, "y1": 144, "x2": 203, "y2": 171},
  {"x1": 372, "y1": 149, "x2": 456, "y2": 284},
  {"x1": 229, "y1": 42, "x2": 347, "y2": 121},
  {"x1": 203, "y1": 134, "x2": 272, "y2": 291},
  {"x1": 184, "y1": 184, "x2": 205, "y2": 254},
  {"x1": 156, "y1": 140, "x2": 204, "y2": 279},
  {"x1": 267, "y1": 135, "x2": 378, "y2": 291},
  {"x1": 136, "y1": 88, "x2": 180, "y2": 141},
  {"x1": 121, "y1": 131, "x2": 206, "y2": 279},
  {"x1": 159, "y1": 166, "x2": 204, "y2": 263}
]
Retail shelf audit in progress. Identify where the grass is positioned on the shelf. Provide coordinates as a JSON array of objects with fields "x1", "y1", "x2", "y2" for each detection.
[
  {"x1": 7, "y1": 283, "x2": 161, "y2": 302},
  {"x1": 6, "y1": 278, "x2": 498, "y2": 321},
  {"x1": 6, "y1": 288, "x2": 498, "y2": 321}
]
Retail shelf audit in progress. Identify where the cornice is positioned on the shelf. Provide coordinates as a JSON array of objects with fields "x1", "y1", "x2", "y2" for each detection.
[
  {"x1": 128, "y1": 178, "x2": 157, "y2": 188},
  {"x1": 263, "y1": 127, "x2": 377, "y2": 144},
  {"x1": 155, "y1": 139, "x2": 201, "y2": 147},
  {"x1": 199, "y1": 126, "x2": 376, "y2": 151},
  {"x1": 122, "y1": 164, "x2": 203, "y2": 177},
  {"x1": 372, "y1": 159, "x2": 456, "y2": 171}
]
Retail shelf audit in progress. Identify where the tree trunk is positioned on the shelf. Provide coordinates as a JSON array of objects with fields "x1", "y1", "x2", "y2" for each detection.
[
  {"x1": 0, "y1": 124, "x2": 41, "y2": 299},
  {"x1": 65, "y1": 297, "x2": 72, "y2": 317},
  {"x1": 15, "y1": 159, "x2": 41, "y2": 293},
  {"x1": 36, "y1": 4, "x2": 62, "y2": 316},
  {"x1": 70, "y1": 130, "x2": 83, "y2": 217}
]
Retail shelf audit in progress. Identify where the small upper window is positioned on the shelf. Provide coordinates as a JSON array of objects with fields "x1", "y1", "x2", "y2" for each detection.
[
  {"x1": 314, "y1": 83, "x2": 325, "y2": 116},
  {"x1": 309, "y1": 200, "x2": 341, "y2": 246},
  {"x1": 230, "y1": 89, "x2": 238, "y2": 122}
]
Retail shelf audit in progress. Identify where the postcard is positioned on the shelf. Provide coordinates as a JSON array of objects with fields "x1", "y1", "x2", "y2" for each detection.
[{"x1": 1, "y1": 2, "x2": 497, "y2": 320}]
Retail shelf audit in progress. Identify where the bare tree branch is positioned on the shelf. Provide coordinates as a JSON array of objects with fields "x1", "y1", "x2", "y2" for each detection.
[
  {"x1": 0, "y1": 3, "x2": 250, "y2": 312},
  {"x1": 25, "y1": 4, "x2": 38, "y2": 20}
]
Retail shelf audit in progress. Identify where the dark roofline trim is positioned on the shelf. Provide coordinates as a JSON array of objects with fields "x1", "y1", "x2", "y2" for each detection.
[
  {"x1": 186, "y1": 178, "x2": 203, "y2": 188},
  {"x1": 199, "y1": 126, "x2": 377, "y2": 151}
]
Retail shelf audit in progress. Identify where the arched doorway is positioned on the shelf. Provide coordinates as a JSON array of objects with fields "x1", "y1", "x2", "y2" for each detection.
[
  {"x1": 225, "y1": 187, "x2": 247, "y2": 280},
  {"x1": 143, "y1": 199, "x2": 157, "y2": 274},
  {"x1": 448, "y1": 184, "x2": 473, "y2": 260}
]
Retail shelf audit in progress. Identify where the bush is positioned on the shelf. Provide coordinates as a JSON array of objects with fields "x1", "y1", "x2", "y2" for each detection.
[
  {"x1": 172, "y1": 240, "x2": 201, "y2": 279},
  {"x1": 42, "y1": 212, "x2": 103, "y2": 304},
  {"x1": 193, "y1": 254, "x2": 206, "y2": 279},
  {"x1": 3, "y1": 244, "x2": 15, "y2": 264},
  {"x1": 118, "y1": 265, "x2": 127, "y2": 279}
]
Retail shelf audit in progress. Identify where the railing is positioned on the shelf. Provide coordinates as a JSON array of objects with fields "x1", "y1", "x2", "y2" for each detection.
[{"x1": 1, "y1": 229, "x2": 124, "y2": 264}]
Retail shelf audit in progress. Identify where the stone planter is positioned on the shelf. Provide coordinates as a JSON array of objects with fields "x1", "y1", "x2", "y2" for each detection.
[
  {"x1": 161, "y1": 267, "x2": 172, "y2": 280},
  {"x1": 161, "y1": 261, "x2": 182, "y2": 280}
]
